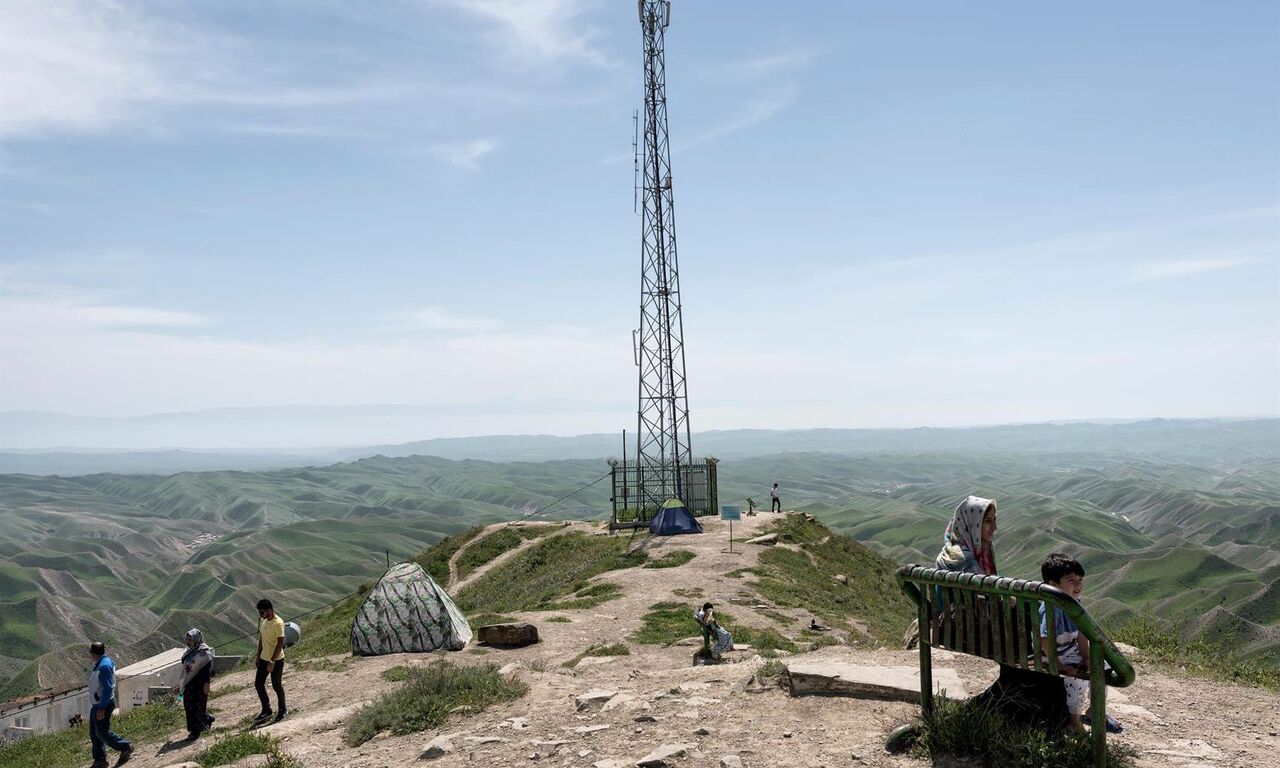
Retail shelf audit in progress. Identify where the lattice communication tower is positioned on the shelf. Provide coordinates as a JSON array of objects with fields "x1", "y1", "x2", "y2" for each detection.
[{"x1": 609, "y1": 0, "x2": 716, "y2": 529}]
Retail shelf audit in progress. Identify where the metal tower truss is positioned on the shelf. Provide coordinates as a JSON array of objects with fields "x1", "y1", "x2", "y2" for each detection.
[{"x1": 634, "y1": 0, "x2": 691, "y2": 513}]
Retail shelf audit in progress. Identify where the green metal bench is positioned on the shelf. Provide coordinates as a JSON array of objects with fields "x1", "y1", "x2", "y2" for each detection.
[{"x1": 893, "y1": 565, "x2": 1137, "y2": 767}]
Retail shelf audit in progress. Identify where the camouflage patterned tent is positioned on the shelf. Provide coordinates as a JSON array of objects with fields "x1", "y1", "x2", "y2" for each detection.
[{"x1": 350, "y1": 562, "x2": 473, "y2": 656}]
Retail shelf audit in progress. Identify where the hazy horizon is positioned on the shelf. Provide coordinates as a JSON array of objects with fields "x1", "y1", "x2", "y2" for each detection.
[{"x1": 1, "y1": 406, "x2": 1274, "y2": 452}]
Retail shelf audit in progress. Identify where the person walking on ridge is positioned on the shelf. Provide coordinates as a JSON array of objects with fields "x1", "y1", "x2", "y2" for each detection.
[
  {"x1": 173, "y1": 628, "x2": 216, "y2": 740},
  {"x1": 253, "y1": 599, "x2": 287, "y2": 724},
  {"x1": 87, "y1": 641, "x2": 133, "y2": 767},
  {"x1": 770, "y1": 482, "x2": 781, "y2": 513}
]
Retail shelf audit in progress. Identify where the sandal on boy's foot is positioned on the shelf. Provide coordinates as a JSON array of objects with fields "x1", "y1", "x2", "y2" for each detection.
[
  {"x1": 253, "y1": 710, "x2": 273, "y2": 725},
  {"x1": 1081, "y1": 714, "x2": 1123, "y2": 734},
  {"x1": 273, "y1": 708, "x2": 288, "y2": 723},
  {"x1": 115, "y1": 745, "x2": 134, "y2": 765}
]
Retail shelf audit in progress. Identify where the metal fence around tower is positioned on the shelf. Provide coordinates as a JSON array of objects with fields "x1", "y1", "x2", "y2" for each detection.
[{"x1": 608, "y1": 458, "x2": 718, "y2": 530}]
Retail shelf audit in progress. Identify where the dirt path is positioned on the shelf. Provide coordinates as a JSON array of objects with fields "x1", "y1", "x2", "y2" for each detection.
[
  {"x1": 120, "y1": 512, "x2": 1279, "y2": 768},
  {"x1": 446, "y1": 525, "x2": 499, "y2": 589},
  {"x1": 449, "y1": 521, "x2": 579, "y2": 593}
]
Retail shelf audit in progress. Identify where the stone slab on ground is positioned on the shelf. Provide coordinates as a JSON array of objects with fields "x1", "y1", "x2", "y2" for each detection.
[
  {"x1": 636, "y1": 743, "x2": 691, "y2": 766},
  {"x1": 576, "y1": 689, "x2": 619, "y2": 711},
  {"x1": 477, "y1": 622, "x2": 539, "y2": 647},
  {"x1": 420, "y1": 735, "x2": 455, "y2": 760},
  {"x1": 784, "y1": 661, "x2": 968, "y2": 702}
]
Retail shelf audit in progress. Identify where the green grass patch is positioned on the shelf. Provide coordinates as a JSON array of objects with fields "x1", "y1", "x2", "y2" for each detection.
[
  {"x1": 414, "y1": 526, "x2": 486, "y2": 584},
  {"x1": 468, "y1": 613, "x2": 517, "y2": 627},
  {"x1": 0, "y1": 701, "x2": 184, "y2": 768},
  {"x1": 758, "y1": 608, "x2": 791, "y2": 626},
  {"x1": 345, "y1": 661, "x2": 527, "y2": 746},
  {"x1": 195, "y1": 732, "x2": 275, "y2": 766},
  {"x1": 912, "y1": 696, "x2": 1136, "y2": 768},
  {"x1": 563, "y1": 643, "x2": 631, "y2": 668},
  {"x1": 801, "y1": 630, "x2": 842, "y2": 648},
  {"x1": 290, "y1": 656, "x2": 352, "y2": 673},
  {"x1": 1109, "y1": 610, "x2": 1280, "y2": 690},
  {"x1": 630, "y1": 602, "x2": 697, "y2": 646},
  {"x1": 752, "y1": 514, "x2": 913, "y2": 642},
  {"x1": 545, "y1": 615, "x2": 571, "y2": 623},
  {"x1": 757, "y1": 659, "x2": 788, "y2": 686},
  {"x1": 731, "y1": 624, "x2": 798, "y2": 654},
  {"x1": 725, "y1": 568, "x2": 752, "y2": 579},
  {"x1": 455, "y1": 526, "x2": 558, "y2": 581},
  {"x1": 629, "y1": 602, "x2": 797, "y2": 652},
  {"x1": 381, "y1": 665, "x2": 413, "y2": 682},
  {"x1": 456, "y1": 533, "x2": 644, "y2": 614},
  {"x1": 0, "y1": 660, "x2": 41, "y2": 702},
  {"x1": 209, "y1": 681, "x2": 251, "y2": 700},
  {"x1": 643, "y1": 550, "x2": 696, "y2": 569},
  {"x1": 290, "y1": 588, "x2": 366, "y2": 661},
  {"x1": 548, "y1": 582, "x2": 623, "y2": 610}
]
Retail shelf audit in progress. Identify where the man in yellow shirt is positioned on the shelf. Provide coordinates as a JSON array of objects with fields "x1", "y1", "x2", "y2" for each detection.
[{"x1": 253, "y1": 598, "x2": 287, "y2": 723}]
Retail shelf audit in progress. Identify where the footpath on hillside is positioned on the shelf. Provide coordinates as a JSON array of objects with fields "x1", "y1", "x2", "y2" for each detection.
[{"x1": 52, "y1": 512, "x2": 1280, "y2": 768}]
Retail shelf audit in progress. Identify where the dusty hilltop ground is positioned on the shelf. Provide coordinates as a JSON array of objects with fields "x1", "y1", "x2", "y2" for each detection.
[{"x1": 131, "y1": 513, "x2": 1278, "y2": 768}]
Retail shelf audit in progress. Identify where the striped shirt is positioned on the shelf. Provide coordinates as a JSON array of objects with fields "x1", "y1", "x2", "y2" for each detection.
[{"x1": 1039, "y1": 603, "x2": 1083, "y2": 666}]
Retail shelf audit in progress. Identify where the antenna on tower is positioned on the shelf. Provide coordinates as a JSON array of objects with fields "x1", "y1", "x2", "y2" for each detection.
[{"x1": 632, "y1": 109, "x2": 640, "y2": 215}]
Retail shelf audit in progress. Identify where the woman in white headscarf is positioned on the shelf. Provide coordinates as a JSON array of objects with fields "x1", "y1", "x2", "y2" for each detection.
[
  {"x1": 935, "y1": 495, "x2": 999, "y2": 576},
  {"x1": 173, "y1": 628, "x2": 216, "y2": 740}
]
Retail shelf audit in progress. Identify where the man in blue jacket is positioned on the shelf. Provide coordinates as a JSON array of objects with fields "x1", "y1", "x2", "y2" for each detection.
[{"x1": 88, "y1": 641, "x2": 133, "y2": 767}]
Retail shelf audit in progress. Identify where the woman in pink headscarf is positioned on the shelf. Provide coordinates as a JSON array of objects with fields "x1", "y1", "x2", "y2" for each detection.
[{"x1": 934, "y1": 495, "x2": 998, "y2": 576}]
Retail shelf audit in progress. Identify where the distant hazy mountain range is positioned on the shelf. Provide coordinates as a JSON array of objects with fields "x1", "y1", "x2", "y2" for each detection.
[
  {"x1": 2, "y1": 413, "x2": 1275, "y2": 475},
  {"x1": 0, "y1": 417, "x2": 1275, "y2": 700}
]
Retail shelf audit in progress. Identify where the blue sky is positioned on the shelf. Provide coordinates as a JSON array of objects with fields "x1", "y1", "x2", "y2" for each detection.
[{"x1": 1, "y1": 0, "x2": 1276, "y2": 440}]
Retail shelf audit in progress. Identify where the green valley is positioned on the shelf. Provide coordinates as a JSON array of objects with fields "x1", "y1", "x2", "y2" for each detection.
[{"x1": 0, "y1": 418, "x2": 1275, "y2": 702}]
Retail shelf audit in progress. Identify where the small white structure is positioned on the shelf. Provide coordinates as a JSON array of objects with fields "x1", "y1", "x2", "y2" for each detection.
[
  {"x1": 116, "y1": 647, "x2": 187, "y2": 713},
  {"x1": 0, "y1": 685, "x2": 88, "y2": 740},
  {"x1": 0, "y1": 647, "x2": 193, "y2": 742}
]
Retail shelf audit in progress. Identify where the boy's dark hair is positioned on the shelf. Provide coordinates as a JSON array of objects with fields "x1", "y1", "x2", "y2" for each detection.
[
  {"x1": 256, "y1": 598, "x2": 273, "y2": 611},
  {"x1": 702, "y1": 602, "x2": 713, "y2": 611},
  {"x1": 90, "y1": 641, "x2": 105, "y2": 657},
  {"x1": 1041, "y1": 552, "x2": 1085, "y2": 583}
]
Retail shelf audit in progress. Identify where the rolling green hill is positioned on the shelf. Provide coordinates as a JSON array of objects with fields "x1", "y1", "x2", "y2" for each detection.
[
  {"x1": 1, "y1": 419, "x2": 1275, "y2": 701},
  {"x1": 0, "y1": 455, "x2": 610, "y2": 697},
  {"x1": 715, "y1": 452, "x2": 1278, "y2": 665}
]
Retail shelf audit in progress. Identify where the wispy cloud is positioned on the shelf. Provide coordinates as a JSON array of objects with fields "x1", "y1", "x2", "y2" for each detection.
[
  {"x1": 0, "y1": 0, "x2": 164, "y2": 138},
  {"x1": 676, "y1": 86, "x2": 795, "y2": 151},
  {"x1": 1127, "y1": 256, "x2": 1265, "y2": 282},
  {"x1": 388, "y1": 306, "x2": 500, "y2": 333},
  {"x1": 424, "y1": 138, "x2": 500, "y2": 170},
  {"x1": 1, "y1": 281, "x2": 209, "y2": 330},
  {"x1": 713, "y1": 49, "x2": 815, "y2": 79},
  {"x1": 72, "y1": 305, "x2": 207, "y2": 329},
  {"x1": 0, "y1": 0, "x2": 414, "y2": 140},
  {"x1": 429, "y1": 0, "x2": 610, "y2": 67}
]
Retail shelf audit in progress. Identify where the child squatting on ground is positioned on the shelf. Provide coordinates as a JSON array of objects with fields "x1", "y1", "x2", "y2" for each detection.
[{"x1": 1039, "y1": 552, "x2": 1090, "y2": 732}]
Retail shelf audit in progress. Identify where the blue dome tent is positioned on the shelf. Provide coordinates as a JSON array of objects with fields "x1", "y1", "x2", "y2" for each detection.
[{"x1": 649, "y1": 498, "x2": 703, "y2": 536}]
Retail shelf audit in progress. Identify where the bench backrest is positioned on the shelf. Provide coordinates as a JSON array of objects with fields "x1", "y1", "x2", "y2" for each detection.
[{"x1": 896, "y1": 564, "x2": 1135, "y2": 687}]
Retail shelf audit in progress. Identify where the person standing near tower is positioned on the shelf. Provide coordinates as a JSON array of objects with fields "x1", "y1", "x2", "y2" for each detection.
[{"x1": 770, "y1": 483, "x2": 781, "y2": 513}]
